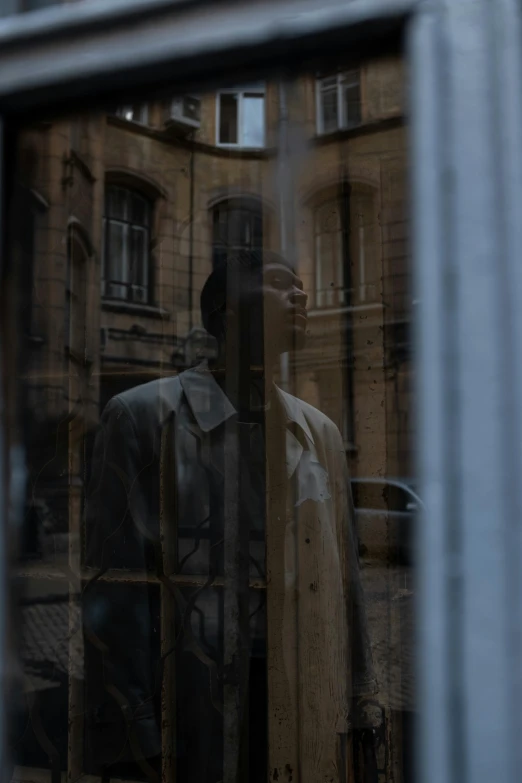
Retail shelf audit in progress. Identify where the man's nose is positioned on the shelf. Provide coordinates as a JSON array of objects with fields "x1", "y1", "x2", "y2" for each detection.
[{"x1": 290, "y1": 287, "x2": 308, "y2": 307}]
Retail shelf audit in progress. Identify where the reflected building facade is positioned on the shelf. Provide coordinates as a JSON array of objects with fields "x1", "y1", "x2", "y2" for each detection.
[{"x1": 12, "y1": 55, "x2": 412, "y2": 783}]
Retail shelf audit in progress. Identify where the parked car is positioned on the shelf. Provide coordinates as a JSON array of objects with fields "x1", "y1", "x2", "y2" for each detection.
[{"x1": 351, "y1": 478, "x2": 423, "y2": 566}]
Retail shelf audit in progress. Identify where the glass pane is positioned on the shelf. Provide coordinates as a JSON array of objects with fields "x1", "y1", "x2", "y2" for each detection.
[
  {"x1": 6, "y1": 50, "x2": 411, "y2": 783},
  {"x1": 212, "y1": 202, "x2": 263, "y2": 263},
  {"x1": 130, "y1": 227, "x2": 148, "y2": 290},
  {"x1": 344, "y1": 81, "x2": 362, "y2": 127},
  {"x1": 321, "y1": 84, "x2": 338, "y2": 133},
  {"x1": 106, "y1": 186, "x2": 127, "y2": 221},
  {"x1": 219, "y1": 93, "x2": 238, "y2": 144},
  {"x1": 342, "y1": 69, "x2": 360, "y2": 85},
  {"x1": 315, "y1": 200, "x2": 343, "y2": 307},
  {"x1": 351, "y1": 189, "x2": 377, "y2": 302},
  {"x1": 135, "y1": 104, "x2": 148, "y2": 124},
  {"x1": 106, "y1": 221, "x2": 126, "y2": 282},
  {"x1": 316, "y1": 233, "x2": 337, "y2": 306},
  {"x1": 242, "y1": 94, "x2": 265, "y2": 147},
  {"x1": 252, "y1": 211, "x2": 263, "y2": 249},
  {"x1": 131, "y1": 192, "x2": 149, "y2": 226},
  {"x1": 105, "y1": 221, "x2": 127, "y2": 299}
]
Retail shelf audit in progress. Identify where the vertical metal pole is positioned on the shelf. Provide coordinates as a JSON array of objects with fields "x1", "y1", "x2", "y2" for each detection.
[
  {"x1": 276, "y1": 77, "x2": 308, "y2": 393},
  {"x1": 188, "y1": 132, "x2": 195, "y2": 331},
  {"x1": 411, "y1": 2, "x2": 522, "y2": 783},
  {"x1": 0, "y1": 116, "x2": 11, "y2": 782},
  {"x1": 278, "y1": 80, "x2": 290, "y2": 392},
  {"x1": 490, "y1": 3, "x2": 522, "y2": 779},
  {"x1": 340, "y1": 171, "x2": 355, "y2": 447},
  {"x1": 409, "y1": 8, "x2": 452, "y2": 783},
  {"x1": 223, "y1": 262, "x2": 250, "y2": 783}
]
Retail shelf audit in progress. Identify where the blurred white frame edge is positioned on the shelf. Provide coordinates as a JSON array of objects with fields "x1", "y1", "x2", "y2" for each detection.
[
  {"x1": 410, "y1": 3, "x2": 522, "y2": 783},
  {"x1": 0, "y1": 0, "x2": 414, "y2": 102}
]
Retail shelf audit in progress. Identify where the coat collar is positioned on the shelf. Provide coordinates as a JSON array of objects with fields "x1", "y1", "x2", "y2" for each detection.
[
  {"x1": 179, "y1": 363, "x2": 315, "y2": 445},
  {"x1": 179, "y1": 364, "x2": 236, "y2": 432}
]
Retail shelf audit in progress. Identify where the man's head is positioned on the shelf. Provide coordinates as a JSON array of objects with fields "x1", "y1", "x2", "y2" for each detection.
[{"x1": 200, "y1": 250, "x2": 308, "y2": 359}]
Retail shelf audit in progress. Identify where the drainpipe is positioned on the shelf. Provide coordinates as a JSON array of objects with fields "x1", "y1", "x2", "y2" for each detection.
[
  {"x1": 278, "y1": 80, "x2": 290, "y2": 392},
  {"x1": 188, "y1": 131, "x2": 195, "y2": 332}
]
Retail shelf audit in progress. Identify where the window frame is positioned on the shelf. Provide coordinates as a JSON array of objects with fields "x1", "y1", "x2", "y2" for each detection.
[
  {"x1": 313, "y1": 197, "x2": 345, "y2": 309},
  {"x1": 102, "y1": 184, "x2": 152, "y2": 304},
  {"x1": 1, "y1": 2, "x2": 517, "y2": 783},
  {"x1": 315, "y1": 69, "x2": 362, "y2": 135},
  {"x1": 211, "y1": 196, "x2": 264, "y2": 266},
  {"x1": 215, "y1": 85, "x2": 266, "y2": 148}
]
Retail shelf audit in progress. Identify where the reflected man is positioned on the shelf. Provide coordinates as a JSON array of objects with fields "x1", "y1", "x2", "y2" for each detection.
[{"x1": 84, "y1": 250, "x2": 375, "y2": 783}]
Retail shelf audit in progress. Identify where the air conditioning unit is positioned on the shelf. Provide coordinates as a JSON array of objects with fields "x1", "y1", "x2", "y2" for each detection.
[{"x1": 165, "y1": 96, "x2": 201, "y2": 133}]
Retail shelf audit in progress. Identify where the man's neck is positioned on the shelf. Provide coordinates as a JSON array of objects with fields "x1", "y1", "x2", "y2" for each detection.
[{"x1": 209, "y1": 355, "x2": 276, "y2": 413}]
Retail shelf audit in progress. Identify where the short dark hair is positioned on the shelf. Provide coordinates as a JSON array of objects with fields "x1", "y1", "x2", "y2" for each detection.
[{"x1": 200, "y1": 249, "x2": 291, "y2": 339}]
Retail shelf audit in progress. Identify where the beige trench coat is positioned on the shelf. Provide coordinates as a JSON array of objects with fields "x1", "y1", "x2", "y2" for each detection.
[{"x1": 84, "y1": 364, "x2": 375, "y2": 780}]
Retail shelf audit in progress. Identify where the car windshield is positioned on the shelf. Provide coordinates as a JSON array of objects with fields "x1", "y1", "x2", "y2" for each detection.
[{"x1": 352, "y1": 479, "x2": 420, "y2": 511}]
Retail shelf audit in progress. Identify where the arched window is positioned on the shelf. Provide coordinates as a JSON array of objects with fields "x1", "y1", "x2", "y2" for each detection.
[
  {"x1": 212, "y1": 197, "x2": 263, "y2": 267},
  {"x1": 314, "y1": 186, "x2": 376, "y2": 308},
  {"x1": 102, "y1": 185, "x2": 151, "y2": 302},
  {"x1": 314, "y1": 198, "x2": 344, "y2": 308}
]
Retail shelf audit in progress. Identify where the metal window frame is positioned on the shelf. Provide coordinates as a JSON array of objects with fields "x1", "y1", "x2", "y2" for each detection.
[
  {"x1": 313, "y1": 197, "x2": 345, "y2": 308},
  {"x1": 215, "y1": 85, "x2": 266, "y2": 149},
  {"x1": 212, "y1": 198, "x2": 264, "y2": 265},
  {"x1": 0, "y1": 0, "x2": 519, "y2": 782},
  {"x1": 103, "y1": 185, "x2": 152, "y2": 303},
  {"x1": 315, "y1": 69, "x2": 361, "y2": 135}
]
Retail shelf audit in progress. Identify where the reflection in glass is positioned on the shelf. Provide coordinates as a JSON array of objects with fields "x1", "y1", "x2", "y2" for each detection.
[
  {"x1": 212, "y1": 198, "x2": 264, "y2": 268},
  {"x1": 103, "y1": 186, "x2": 151, "y2": 302},
  {"x1": 242, "y1": 93, "x2": 265, "y2": 148},
  {"x1": 317, "y1": 70, "x2": 362, "y2": 135},
  {"x1": 7, "y1": 54, "x2": 412, "y2": 783},
  {"x1": 219, "y1": 93, "x2": 239, "y2": 144}
]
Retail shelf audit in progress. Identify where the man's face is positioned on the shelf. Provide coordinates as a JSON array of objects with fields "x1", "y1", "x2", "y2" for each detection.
[{"x1": 242, "y1": 261, "x2": 308, "y2": 356}]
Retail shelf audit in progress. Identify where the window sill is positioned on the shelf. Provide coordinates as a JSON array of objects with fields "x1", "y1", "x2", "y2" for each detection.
[
  {"x1": 216, "y1": 142, "x2": 264, "y2": 151},
  {"x1": 213, "y1": 143, "x2": 268, "y2": 159},
  {"x1": 314, "y1": 114, "x2": 404, "y2": 143},
  {"x1": 107, "y1": 115, "x2": 270, "y2": 159},
  {"x1": 102, "y1": 299, "x2": 170, "y2": 319}
]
